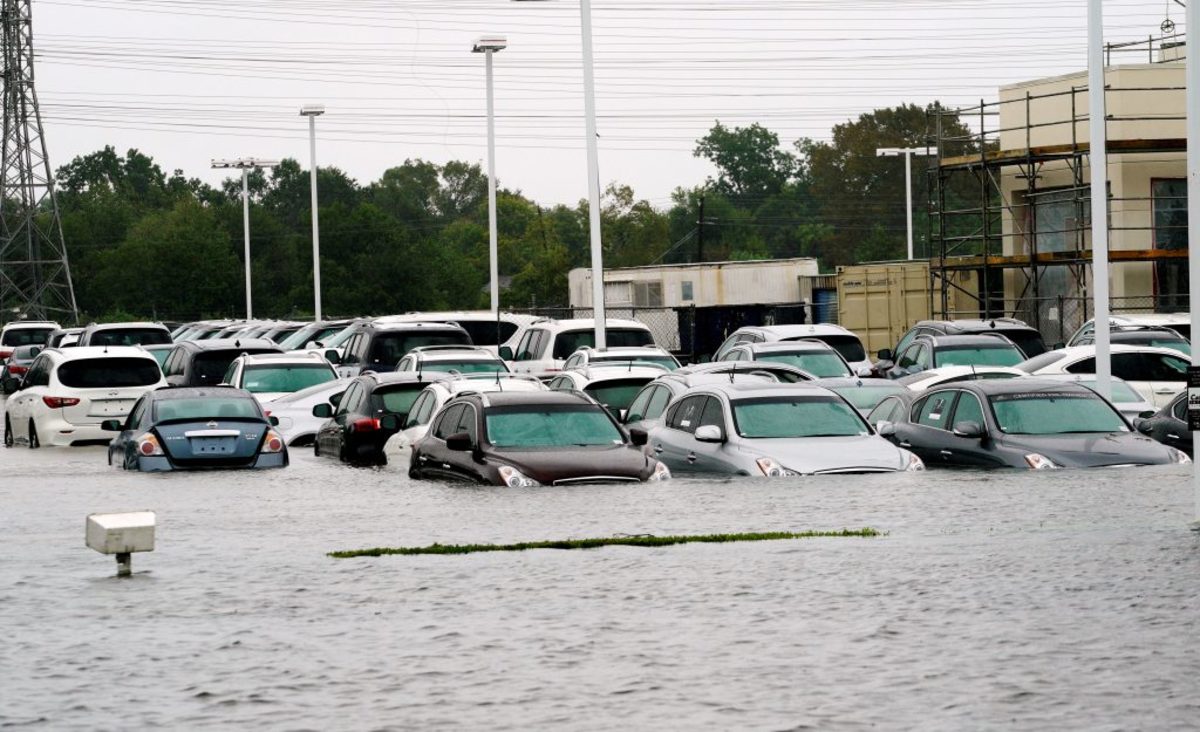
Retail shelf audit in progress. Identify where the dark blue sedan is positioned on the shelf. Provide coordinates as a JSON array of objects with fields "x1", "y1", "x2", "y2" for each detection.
[{"x1": 104, "y1": 387, "x2": 288, "y2": 471}]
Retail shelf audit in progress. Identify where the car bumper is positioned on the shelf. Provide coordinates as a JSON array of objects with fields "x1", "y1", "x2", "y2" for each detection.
[
  {"x1": 39, "y1": 418, "x2": 116, "y2": 447},
  {"x1": 132, "y1": 451, "x2": 289, "y2": 472}
]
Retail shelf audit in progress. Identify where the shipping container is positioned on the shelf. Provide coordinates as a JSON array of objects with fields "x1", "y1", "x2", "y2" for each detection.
[{"x1": 569, "y1": 258, "x2": 820, "y2": 309}]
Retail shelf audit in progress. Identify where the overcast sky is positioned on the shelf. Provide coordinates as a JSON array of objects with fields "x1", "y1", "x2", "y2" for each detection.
[{"x1": 33, "y1": 0, "x2": 1178, "y2": 208}]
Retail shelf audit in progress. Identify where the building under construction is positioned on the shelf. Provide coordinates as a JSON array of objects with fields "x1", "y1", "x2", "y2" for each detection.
[{"x1": 926, "y1": 34, "x2": 1188, "y2": 344}]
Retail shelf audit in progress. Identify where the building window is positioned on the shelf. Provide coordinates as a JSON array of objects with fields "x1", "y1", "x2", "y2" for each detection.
[
  {"x1": 604, "y1": 281, "x2": 632, "y2": 306},
  {"x1": 1032, "y1": 187, "x2": 1091, "y2": 300},
  {"x1": 681, "y1": 281, "x2": 694, "y2": 302},
  {"x1": 633, "y1": 281, "x2": 663, "y2": 307},
  {"x1": 1153, "y1": 179, "x2": 1188, "y2": 311}
]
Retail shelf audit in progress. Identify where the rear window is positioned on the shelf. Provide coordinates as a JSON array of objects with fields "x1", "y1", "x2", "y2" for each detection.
[
  {"x1": 584, "y1": 378, "x2": 654, "y2": 412},
  {"x1": 454, "y1": 321, "x2": 519, "y2": 347},
  {"x1": 553, "y1": 328, "x2": 654, "y2": 360},
  {"x1": 242, "y1": 364, "x2": 336, "y2": 393},
  {"x1": 154, "y1": 398, "x2": 262, "y2": 422},
  {"x1": 2, "y1": 328, "x2": 53, "y2": 346},
  {"x1": 193, "y1": 349, "x2": 276, "y2": 384},
  {"x1": 791, "y1": 335, "x2": 866, "y2": 363},
  {"x1": 935, "y1": 345, "x2": 1023, "y2": 368},
  {"x1": 88, "y1": 328, "x2": 172, "y2": 346},
  {"x1": 56, "y1": 357, "x2": 161, "y2": 388},
  {"x1": 374, "y1": 384, "x2": 426, "y2": 416},
  {"x1": 992, "y1": 330, "x2": 1045, "y2": 358},
  {"x1": 369, "y1": 330, "x2": 472, "y2": 364}
]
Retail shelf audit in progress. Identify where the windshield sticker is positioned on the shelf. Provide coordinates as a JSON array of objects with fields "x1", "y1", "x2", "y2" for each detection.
[{"x1": 990, "y1": 392, "x2": 1094, "y2": 402}]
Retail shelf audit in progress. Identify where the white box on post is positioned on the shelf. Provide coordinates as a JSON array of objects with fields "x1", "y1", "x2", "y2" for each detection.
[{"x1": 86, "y1": 511, "x2": 156, "y2": 577}]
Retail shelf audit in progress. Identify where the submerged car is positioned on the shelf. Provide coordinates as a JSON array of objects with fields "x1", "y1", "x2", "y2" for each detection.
[
  {"x1": 645, "y1": 382, "x2": 925, "y2": 476},
  {"x1": 1135, "y1": 392, "x2": 1193, "y2": 457},
  {"x1": 410, "y1": 390, "x2": 670, "y2": 486},
  {"x1": 874, "y1": 379, "x2": 1189, "y2": 469},
  {"x1": 312, "y1": 372, "x2": 437, "y2": 464},
  {"x1": 104, "y1": 387, "x2": 287, "y2": 471},
  {"x1": 1, "y1": 344, "x2": 42, "y2": 394}
]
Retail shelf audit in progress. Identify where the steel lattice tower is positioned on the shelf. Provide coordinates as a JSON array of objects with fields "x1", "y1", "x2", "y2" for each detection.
[{"x1": 0, "y1": 0, "x2": 76, "y2": 324}]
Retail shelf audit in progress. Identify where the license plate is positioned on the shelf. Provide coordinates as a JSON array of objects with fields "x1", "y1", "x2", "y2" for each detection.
[
  {"x1": 87, "y1": 402, "x2": 131, "y2": 417},
  {"x1": 190, "y1": 437, "x2": 235, "y2": 454}
]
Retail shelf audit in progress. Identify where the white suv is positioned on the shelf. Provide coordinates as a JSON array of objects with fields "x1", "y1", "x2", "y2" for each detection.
[
  {"x1": 221, "y1": 352, "x2": 339, "y2": 403},
  {"x1": 3, "y1": 346, "x2": 166, "y2": 447},
  {"x1": 505, "y1": 318, "x2": 656, "y2": 379},
  {"x1": 714, "y1": 324, "x2": 870, "y2": 373},
  {"x1": 1066, "y1": 314, "x2": 1191, "y2": 346},
  {"x1": 0, "y1": 320, "x2": 61, "y2": 361},
  {"x1": 376, "y1": 311, "x2": 539, "y2": 355},
  {"x1": 396, "y1": 345, "x2": 509, "y2": 375},
  {"x1": 562, "y1": 345, "x2": 680, "y2": 371},
  {"x1": 547, "y1": 362, "x2": 672, "y2": 419}
]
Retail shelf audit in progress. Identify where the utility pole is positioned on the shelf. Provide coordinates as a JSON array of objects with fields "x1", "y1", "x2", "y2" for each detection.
[
  {"x1": 0, "y1": 0, "x2": 77, "y2": 324},
  {"x1": 696, "y1": 195, "x2": 705, "y2": 263}
]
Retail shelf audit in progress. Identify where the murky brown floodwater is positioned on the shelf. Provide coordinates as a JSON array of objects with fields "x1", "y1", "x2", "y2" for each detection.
[{"x1": 3, "y1": 395, "x2": 1200, "y2": 729}]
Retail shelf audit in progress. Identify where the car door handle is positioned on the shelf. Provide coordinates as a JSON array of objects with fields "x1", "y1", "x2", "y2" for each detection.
[
  {"x1": 417, "y1": 454, "x2": 429, "y2": 462},
  {"x1": 1154, "y1": 387, "x2": 1177, "y2": 394},
  {"x1": 686, "y1": 452, "x2": 697, "y2": 463},
  {"x1": 1167, "y1": 433, "x2": 1180, "y2": 441},
  {"x1": 899, "y1": 441, "x2": 912, "y2": 448},
  {"x1": 939, "y1": 449, "x2": 953, "y2": 456},
  {"x1": 652, "y1": 444, "x2": 663, "y2": 454}
]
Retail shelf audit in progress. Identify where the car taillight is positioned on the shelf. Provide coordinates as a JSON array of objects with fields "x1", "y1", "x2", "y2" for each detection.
[
  {"x1": 8, "y1": 365, "x2": 27, "y2": 375},
  {"x1": 137, "y1": 433, "x2": 163, "y2": 456},
  {"x1": 0, "y1": 349, "x2": 11, "y2": 360},
  {"x1": 261, "y1": 430, "x2": 284, "y2": 453},
  {"x1": 350, "y1": 418, "x2": 380, "y2": 432},
  {"x1": 42, "y1": 396, "x2": 81, "y2": 408}
]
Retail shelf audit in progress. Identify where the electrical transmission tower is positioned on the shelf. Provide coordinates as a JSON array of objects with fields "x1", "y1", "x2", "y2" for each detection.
[{"x1": 0, "y1": 0, "x2": 76, "y2": 324}]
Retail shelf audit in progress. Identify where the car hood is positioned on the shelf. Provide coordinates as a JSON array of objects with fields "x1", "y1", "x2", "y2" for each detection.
[
  {"x1": 491, "y1": 443, "x2": 654, "y2": 484},
  {"x1": 999, "y1": 432, "x2": 1176, "y2": 467},
  {"x1": 738, "y1": 435, "x2": 907, "y2": 474}
]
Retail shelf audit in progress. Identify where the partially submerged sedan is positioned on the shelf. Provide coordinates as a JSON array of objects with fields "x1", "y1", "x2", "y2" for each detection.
[
  {"x1": 874, "y1": 379, "x2": 1189, "y2": 469},
  {"x1": 645, "y1": 382, "x2": 925, "y2": 476},
  {"x1": 105, "y1": 387, "x2": 287, "y2": 471},
  {"x1": 410, "y1": 390, "x2": 670, "y2": 486}
]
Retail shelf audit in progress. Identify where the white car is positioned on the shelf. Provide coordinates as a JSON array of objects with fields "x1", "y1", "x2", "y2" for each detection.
[
  {"x1": 396, "y1": 345, "x2": 509, "y2": 375},
  {"x1": 376, "y1": 311, "x2": 539, "y2": 356},
  {"x1": 713, "y1": 323, "x2": 870, "y2": 373},
  {"x1": 897, "y1": 366, "x2": 1028, "y2": 391},
  {"x1": 3, "y1": 346, "x2": 166, "y2": 447},
  {"x1": 385, "y1": 373, "x2": 546, "y2": 461},
  {"x1": 221, "y1": 352, "x2": 339, "y2": 403},
  {"x1": 0, "y1": 320, "x2": 60, "y2": 361},
  {"x1": 1015, "y1": 344, "x2": 1188, "y2": 408},
  {"x1": 265, "y1": 378, "x2": 351, "y2": 447},
  {"x1": 562, "y1": 345, "x2": 680, "y2": 371},
  {"x1": 1067, "y1": 314, "x2": 1191, "y2": 346},
  {"x1": 506, "y1": 317, "x2": 656, "y2": 379},
  {"x1": 547, "y1": 363, "x2": 672, "y2": 419}
]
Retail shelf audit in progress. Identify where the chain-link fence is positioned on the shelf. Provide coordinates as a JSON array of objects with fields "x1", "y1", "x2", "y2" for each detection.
[
  {"x1": 509, "y1": 306, "x2": 689, "y2": 354},
  {"x1": 939, "y1": 295, "x2": 1189, "y2": 348}
]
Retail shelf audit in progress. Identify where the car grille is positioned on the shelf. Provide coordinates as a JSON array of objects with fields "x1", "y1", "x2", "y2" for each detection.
[
  {"x1": 812, "y1": 467, "x2": 898, "y2": 475},
  {"x1": 551, "y1": 476, "x2": 641, "y2": 486}
]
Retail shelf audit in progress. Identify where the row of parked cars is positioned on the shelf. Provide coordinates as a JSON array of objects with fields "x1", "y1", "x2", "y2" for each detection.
[{"x1": 0, "y1": 310, "x2": 1194, "y2": 481}]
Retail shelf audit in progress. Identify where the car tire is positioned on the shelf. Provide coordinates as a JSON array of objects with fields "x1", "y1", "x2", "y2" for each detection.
[
  {"x1": 3, "y1": 415, "x2": 12, "y2": 448},
  {"x1": 28, "y1": 419, "x2": 40, "y2": 449}
]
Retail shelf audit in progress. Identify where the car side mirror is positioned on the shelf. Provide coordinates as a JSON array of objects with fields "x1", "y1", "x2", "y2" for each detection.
[
  {"x1": 325, "y1": 349, "x2": 341, "y2": 365},
  {"x1": 694, "y1": 424, "x2": 724, "y2": 443},
  {"x1": 498, "y1": 346, "x2": 514, "y2": 361},
  {"x1": 380, "y1": 414, "x2": 400, "y2": 431},
  {"x1": 856, "y1": 366, "x2": 874, "y2": 378},
  {"x1": 100, "y1": 419, "x2": 122, "y2": 432},
  {"x1": 1133, "y1": 418, "x2": 1152, "y2": 434},
  {"x1": 1053, "y1": 342, "x2": 1065, "y2": 350},
  {"x1": 312, "y1": 403, "x2": 333, "y2": 418},
  {"x1": 29, "y1": 346, "x2": 41, "y2": 357},
  {"x1": 329, "y1": 392, "x2": 343, "y2": 407},
  {"x1": 629, "y1": 428, "x2": 648, "y2": 446},
  {"x1": 877, "y1": 348, "x2": 893, "y2": 361},
  {"x1": 268, "y1": 416, "x2": 280, "y2": 426},
  {"x1": 446, "y1": 432, "x2": 473, "y2": 451},
  {"x1": 1138, "y1": 410, "x2": 1156, "y2": 419},
  {"x1": 876, "y1": 421, "x2": 897, "y2": 437},
  {"x1": 952, "y1": 421, "x2": 985, "y2": 439}
]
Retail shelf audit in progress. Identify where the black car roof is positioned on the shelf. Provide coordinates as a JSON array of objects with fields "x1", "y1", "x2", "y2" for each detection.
[{"x1": 150, "y1": 386, "x2": 256, "y2": 400}]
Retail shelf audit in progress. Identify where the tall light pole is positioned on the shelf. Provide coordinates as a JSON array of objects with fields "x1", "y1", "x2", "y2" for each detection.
[
  {"x1": 211, "y1": 157, "x2": 279, "y2": 320},
  {"x1": 300, "y1": 105, "x2": 325, "y2": 321},
  {"x1": 514, "y1": 0, "x2": 606, "y2": 348},
  {"x1": 473, "y1": 36, "x2": 507, "y2": 315},
  {"x1": 1086, "y1": 0, "x2": 1111, "y2": 401},
  {"x1": 876, "y1": 147, "x2": 935, "y2": 260},
  {"x1": 1186, "y1": 0, "x2": 1200, "y2": 528}
]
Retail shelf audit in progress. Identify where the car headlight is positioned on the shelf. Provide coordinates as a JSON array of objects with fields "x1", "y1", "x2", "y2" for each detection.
[
  {"x1": 136, "y1": 433, "x2": 163, "y2": 457},
  {"x1": 498, "y1": 465, "x2": 540, "y2": 488},
  {"x1": 755, "y1": 456, "x2": 797, "y2": 478},
  {"x1": 261, "y1": 430, "x2": 285, "y2": 454},
  {"x1": 1024, "y1": 453, "x2": 1059, "y2": 470},
  {"x1": 900, "y1": 449, "x2": 925, "y2": 472},
  {"x1": 648, "y1": 460, "x2": 671, "y2": 482},
  {"x1": 1168, "y1": 447, "x2": 1192, "y2": 464}
]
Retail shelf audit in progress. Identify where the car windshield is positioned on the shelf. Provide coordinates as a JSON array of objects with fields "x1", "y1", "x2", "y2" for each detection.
[
  {"x1": 279, "y1": 324, "x2": 348, "y2": 351},
  {"x1": 584, "y1": 378, "x2": 652, "y2": 412},
  {"x1": 321, "y1": 325, "x2": 361, "y2": 348},
  {"x1": 988, "y1": 391, "x2": 1128, "y2": 434},
  {"x1": 936, "y1": 346, "x2": 1023, "y2": 367},
  {"x1": 756, "y1": 351, "x2": 851, "y2": 378},
  {"x1": 486, "y1": 404, "x2": 624, "y2": 447},
  {"x1": 375, "y1": 384, "x2": 426, "y2": 415},
  {"x1": 56, "y1": 357, "x2": 161, "y2": 388},
  {"x1": 592, "y1": 355, "x2": 678, "y2": 370},
  {"x1": 242, "y1": 364, "x2": 336, "y2": 393},
  {"x1": 830, "y1": 385, "x2": 907, "y2": 410},
  {"x1": 799, "y1": 335, "x2": 866, "y2": 363},
  {"x1": 552, "y1": 328, "x2": 654, "y2": 360},
  {"x1": 2, "y1": 328, "x2": 53, "y2": 346},
  {"x1": 154, "y1": 398, "x2": 262, "y2": 422},
  {"x1": 89, "y1": 328, "x2": 171, "y2": 346},
  {"x1": 420, "y1": 360, "x2": 508, "y2": 374},
  {"x1": 732, "y1": 396, "x2": 869, "y2": 438},
  {"x1": 146, "y1": 348, "x2": 171, "y2": 367}
]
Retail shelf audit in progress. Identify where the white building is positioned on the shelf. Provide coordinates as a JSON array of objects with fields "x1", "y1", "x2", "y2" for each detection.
[{"x1": 568, "y1": 258, "x2": 820, "y2": 309}]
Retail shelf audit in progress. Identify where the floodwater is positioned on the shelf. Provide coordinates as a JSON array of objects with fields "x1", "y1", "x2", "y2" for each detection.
[{"x1": 3, "y1": 411, "x2": 1200, "y2": 729}]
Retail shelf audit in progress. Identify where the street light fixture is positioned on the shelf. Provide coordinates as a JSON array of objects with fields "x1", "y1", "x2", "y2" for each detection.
[
  {"x1": 513, "y1": 0, "x2": 607, "y2": 349},
  {"x1": 473, "y1": 36, "x2": 506, "y2": 316},
  {"x1": 300, "y1": 104, "x2": 325, "y2": 321},
  {"x1": 211, "y1": 157, "x2": 280, "y2": 319},
  {"x1": 876, "y1": 146, "x2": 936, "y2": 260}
]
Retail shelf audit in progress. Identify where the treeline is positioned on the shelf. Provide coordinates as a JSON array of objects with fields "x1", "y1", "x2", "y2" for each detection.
[{"x1": 58, "y1": 102, "x2": 973, "y2": 321}]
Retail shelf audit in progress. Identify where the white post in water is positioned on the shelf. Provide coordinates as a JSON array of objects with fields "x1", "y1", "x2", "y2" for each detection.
[
  {"x1": 1087, "y1": 0, "x2": 1111, "y2": 401},
  {"x1": 1187, "y1": 0, "x2": 1200, "y2": 527},
  {"x1": 300, "y1": 104, "x2": 325, "y2": 321},
  {"x1": 473, "y1": 36, "x2": 507, "y2": 315}
]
